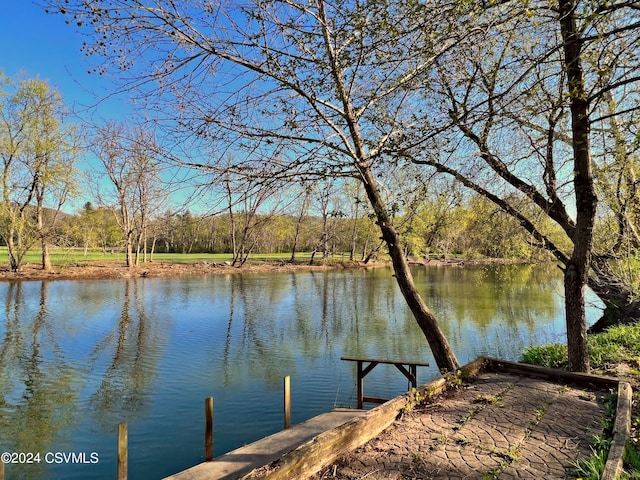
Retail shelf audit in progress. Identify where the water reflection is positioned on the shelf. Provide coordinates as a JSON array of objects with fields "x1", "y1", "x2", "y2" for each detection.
[
  {"x1": 0, "y1": 264, "x2": 599, "y2": 479},
  {"x1": 89, "y1": 279, "x2": 165, "y2": 427},
  {"x1": 0, "y1": 282, "x2": 79, "y2": 480},
  {"x1": 0, "y1": 279, "x2": 167, "y2": 480}
]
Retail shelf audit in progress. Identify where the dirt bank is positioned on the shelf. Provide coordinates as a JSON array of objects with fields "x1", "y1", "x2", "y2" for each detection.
[
  {"x1": 0, "y1": 260, "x2": 388, "y2": 282},
  {"x1": 0, "y1": 256, "x2": 532, "y2": 282}
]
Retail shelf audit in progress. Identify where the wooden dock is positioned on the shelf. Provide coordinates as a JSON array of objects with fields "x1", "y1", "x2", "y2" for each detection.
[
  {"x1": 163, "y1": 408, "x2": 365, "y2": 480},
  {"x1": 159, "y1": 357, "x2": 631, "y2": 480}
]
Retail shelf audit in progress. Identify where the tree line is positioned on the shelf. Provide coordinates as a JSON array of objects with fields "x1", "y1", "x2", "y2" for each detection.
[
  {"x1": 0, "y1": 177, "x2": 560, "y2": 266},
  {"x1": 0, "y1": 78, "x2": 564, "y2": 269},
  {"x1": 6, "y1": 0, "x2": 640, "y2": 373}
]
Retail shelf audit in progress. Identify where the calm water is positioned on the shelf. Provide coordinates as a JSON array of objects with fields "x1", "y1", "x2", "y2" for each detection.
[{"x1": 0, "y1": 264, "x2": 602, "y2": 479}]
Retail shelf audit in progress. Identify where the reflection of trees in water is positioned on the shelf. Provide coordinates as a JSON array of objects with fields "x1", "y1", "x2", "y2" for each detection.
[
  {"x1": 311, "y1": 269, "x2": 415, "y2": 359},
  {"x1": 414, "y1": 264, "x2": 560, "y2": 331},
  {"x1": 221, "y1": 271, "x2": 373, "y2": 386},
  {"x1": 303, "y1": 269, "x2": 433, "y2": 361},
  {"x1": 220, "y1": 276, "x2": 236, "y2": 387},
  {"x1": 236, "y1": 274, "x2": 297, "y2": 387},
  {"x1": 216, "y1": 272, "x2": 341, "y2": 389},
  {"x1": 89, "y1": 278, "x2": 163, "y2": 427},
  {"x1": 0, "y1": 278, "x2": 166, "y2": 480},
  {"x1": 0, "y1": 282, "x2": 78, "y2": 480},
  {"x1": 215, "y1": 269, "x2": 427, "y2": 387},
  {"x1": 208, "y1": 265, "x2": 565, "y2": 399},
  {"x1": 407, "y1": 264, "x2": 565, "y2": 362}
]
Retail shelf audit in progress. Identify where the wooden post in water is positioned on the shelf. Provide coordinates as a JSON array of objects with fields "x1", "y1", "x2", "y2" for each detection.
[
  {"x1": 205, "y1": 397, "x2": 214, "y2": 461},
  {"x1": 118, "y1": 422, "x2": 127, "y2": 480},
  {"x1": 284, "y1": 375, "x2": 291, "y2": 430}
]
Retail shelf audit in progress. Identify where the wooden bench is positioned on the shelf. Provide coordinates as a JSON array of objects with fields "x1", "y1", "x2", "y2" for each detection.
[{"x1": 340, "y1": 356, "x2": 431, "y2": 409}]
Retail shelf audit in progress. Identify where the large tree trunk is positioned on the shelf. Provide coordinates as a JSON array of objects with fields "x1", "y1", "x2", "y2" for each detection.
[
  {"x1": 360, "y1": 167, "x2": 460, "y2": 373},
  {"x1": 558, "y1": 0, "x2": 597, "y2": 372},
  {"x1": 564, "y1": 265, "x2": 589, "y2": 372},
  {"x1": 588, "y1": 256, "x2": 640, "y2": 332},
  {"x1": 41, "y1": 243, "x2": 52, "y2": 272}
]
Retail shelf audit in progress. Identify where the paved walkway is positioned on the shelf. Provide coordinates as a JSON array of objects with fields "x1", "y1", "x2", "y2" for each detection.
[{"x1": 312, "y1": 372, "x2": 610, "y2": 479}]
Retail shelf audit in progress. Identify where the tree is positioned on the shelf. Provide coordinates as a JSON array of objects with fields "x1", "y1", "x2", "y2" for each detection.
[
  {"x1": 384, "y1": 0, "x2": 640, "y2": 371},
  {"x1": 29, "y1": 84, "x2": 79, "y2": 271},
  {"x1": 557, "y1": 0, "x2": 598, "y2": 372},
  {"x1": 92, "y1": 123, "x2": 136, "y2": 267},
  {"x1": 308, "y1": 179, "x2": 341, "y2": 265},
  {"x1": 93, "y1": 207, "x2": 122, "y2": 254},
  {"x1": 92, "y1": 122, "x2": 162, "y2": 267},
  {"x1": 128, "y1": 129, "x2": 164, "y2": 264},
  {"x1": 344, "y1": 180, "x2": 370, "y2": 262},
  {"x1": 0, "y1": 74, "x2": 78, "y2": 271},
  {"x1": 47, "y1": 0, "x2": 467, "y2": 371},
  {"x1": 289, "y1": 183, "x2": 312, "y2": 263},
  {"x1": 76, "y1": 201, "x2": 99, "y2": 255}
]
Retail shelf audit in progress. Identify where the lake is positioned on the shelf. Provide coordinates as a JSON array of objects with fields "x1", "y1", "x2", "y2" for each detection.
[{"x1": 0, "y1": 263, "x2": 602, "y2": 479}]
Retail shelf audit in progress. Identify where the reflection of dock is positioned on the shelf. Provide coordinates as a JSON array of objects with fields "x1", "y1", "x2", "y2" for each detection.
[{"x1": 162, "y1": 408, "x2": 365, "y2": 480}]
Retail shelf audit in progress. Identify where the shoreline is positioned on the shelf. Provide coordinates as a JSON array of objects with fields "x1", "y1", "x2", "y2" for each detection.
[
  {"x1": 0, "y1": 259, "x2": 388, "y2": 282},
  {"x1": 0, "y1": 257, "x2": 532, "y2": 282}
]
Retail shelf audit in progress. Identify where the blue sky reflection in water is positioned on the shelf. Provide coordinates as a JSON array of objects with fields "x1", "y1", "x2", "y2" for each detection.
[{"x1": 0, "y1": 264, "x2": 602, "y2": 479}]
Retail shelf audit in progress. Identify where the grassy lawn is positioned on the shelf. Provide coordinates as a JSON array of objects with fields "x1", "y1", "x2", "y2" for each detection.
[
  {"x1": 0, "y1": 247, "x2": 343, "y2": 267},
  {"x1": 522, "y1": 323, "x2": 640, "y2": 371}
]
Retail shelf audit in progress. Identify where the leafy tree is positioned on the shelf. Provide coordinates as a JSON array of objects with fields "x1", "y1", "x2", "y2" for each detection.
[
  {"x1": 0, "y1": 74, "x2": 78, "y2": 271},
  {"x1": 45, "y1": 0, "x2": 467, "y2": 371},
  {"x1": 463, "y1": 195, "x2": 533, "y2": 260},
  {"x1": 91, "y1": 122, "x2": 162, "y2": 267},
  {"x1": 93, "y1": 207, "x2": 122, "y2": 254},
  {"x1": 75, "y1": 201, "x2": 100, "y2": 254},
  {"x1": 399, "y1": 0, "x2": 639, "y2": 370}
]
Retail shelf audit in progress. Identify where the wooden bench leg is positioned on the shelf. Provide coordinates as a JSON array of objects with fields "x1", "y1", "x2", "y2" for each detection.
[
  {"x1": 357, "y1": 360, "x2": 379, "y2": 409},
  {"x1": 357, "y1": 361, "x2": 363, "y2": 409}
]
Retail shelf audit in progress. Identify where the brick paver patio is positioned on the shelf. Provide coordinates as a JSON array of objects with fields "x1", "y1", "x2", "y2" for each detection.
[{"x1": 312, "y1": 372, "x2": 609, "y2": 479}]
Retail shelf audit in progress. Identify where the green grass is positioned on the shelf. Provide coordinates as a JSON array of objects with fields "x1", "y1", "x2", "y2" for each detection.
[
  {"x1": 522, "y1": 323, "x2": 640, "y2": 370},
  {"x1": 0, "y1": 248, "x2": 230, "y2": 266},
  {"x1": 571, "y1": 446, "x2": 609, "y2": 480},
  {"x1": 571, "y1": 414, "x2": 615, "y2": 478},
  {"x1": 0, "y1": 247, "x2": 341, "y2": 268},
  {"x1": 622, "y1": 440, "x2": 640, "y2": 479},
  {"x1": 521, "y1": 343, "x2": 569, "y2": 369}
]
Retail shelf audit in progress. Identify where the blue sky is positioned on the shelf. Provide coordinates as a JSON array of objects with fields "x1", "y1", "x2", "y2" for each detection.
[
  {"x1": 2, "y1": 1, "x2": 131, "y2": 121},
  {"x1": 1, "y1": 2, "x2": 193, "y2": 212}
]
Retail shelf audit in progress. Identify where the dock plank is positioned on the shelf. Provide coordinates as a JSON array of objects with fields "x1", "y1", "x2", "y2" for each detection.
[{"x1": 163, "y1": 408, "x2": 365, "y2": 480}]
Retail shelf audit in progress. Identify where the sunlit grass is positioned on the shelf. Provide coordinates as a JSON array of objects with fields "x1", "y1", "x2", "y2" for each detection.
[
  {"x1": 622, "y1": 439, "x2": 640, "y2": 479},
  {"x1": 522, "y1": 323, "x2": 640, "y2": 370},
  {"x1": 521, "y1": 342, "x2": 569, "y2": 369},
  {"x1": 0, "y1": 246, "x2": 352, "y2": 268}
]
